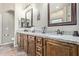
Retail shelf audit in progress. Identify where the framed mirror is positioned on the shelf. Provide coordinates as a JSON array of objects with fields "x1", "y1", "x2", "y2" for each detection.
[
  {"x1": 25, "y1": 8, "x2": 33, "y2": 28},
  {"x1": 21, "y1": 18, "x2": 25, "y2": 28},
  {"x1": 48, "y1": 3, "x2": 77, "y2": 26}
]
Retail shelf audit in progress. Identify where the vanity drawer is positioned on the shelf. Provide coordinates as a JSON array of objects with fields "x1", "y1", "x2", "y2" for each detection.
[
  {"x1": 28, "y1": 35, "x2": 35, "y2": 41},
  {"x1": 36, "y1": 37, "x2": 43, "y2": 46},
  {"x1": 36, "y1": 46, "x2": 42, "y2": 54},
  {"x1": 36, "y1": 52, "x2": 42, "y2": 56}
]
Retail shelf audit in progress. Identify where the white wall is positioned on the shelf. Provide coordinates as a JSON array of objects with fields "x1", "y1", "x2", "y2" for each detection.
[
  {"x1": 0, "y1": 14, "x2": 2, "y2": 44},
  {"x1": 33, "y1": 3, "x2": 79, "y2": 32},
  {"x1": 15, "y1": 3, "x2": 79, "y2": 31}
]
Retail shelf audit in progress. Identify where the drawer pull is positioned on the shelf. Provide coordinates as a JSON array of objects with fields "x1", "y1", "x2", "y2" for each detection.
[
  {"x1": 36, "y1": 47, "x2": 41, "y2": 51},
  {"x1": 36, "y1": 52, "x2": 42, "y2": 56},
  {"x1": 37, "y1": 39, "x2": 41, "y2": 42}
]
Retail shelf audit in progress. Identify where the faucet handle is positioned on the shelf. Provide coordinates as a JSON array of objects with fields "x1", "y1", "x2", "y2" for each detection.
[
  {"x1": 42, "y1": 26, "x2": 47, "y2": 33},
  {"x1": 56, "y1": 29, "x2": 60, "y2": 34},
  {"x1": 61, "y1": 31, "x2": 64, "y2": 35},
  {"x1": 56, "y1": 29, "x2": 64, "y2": 35}
]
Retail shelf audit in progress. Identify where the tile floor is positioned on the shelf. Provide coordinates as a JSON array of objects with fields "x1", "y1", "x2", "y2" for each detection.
[{"x1": 0, "y1": 44, "x2": 27, "y2": 56}]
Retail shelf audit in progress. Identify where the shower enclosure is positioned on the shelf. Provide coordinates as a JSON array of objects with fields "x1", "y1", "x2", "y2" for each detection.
[{"x1": 0, "y1": 10, "x2": 15, "y2": 45}]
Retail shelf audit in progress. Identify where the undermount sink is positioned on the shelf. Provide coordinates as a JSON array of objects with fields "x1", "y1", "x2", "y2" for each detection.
[
  {"x1": 22, "y1": 29, "x2": 73, "y2": 38},
  {"x1": 24, "y1": 29, "x2": 28, "y2": 32}
]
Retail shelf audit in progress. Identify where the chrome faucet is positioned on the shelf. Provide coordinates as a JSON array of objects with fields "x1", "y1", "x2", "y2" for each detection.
[
  {"x1": 42, "y1": 26, "x2": 47, "y2": 33},
  {"x1": 56, "y1": 29, "x2": 64, "y2": 35}
]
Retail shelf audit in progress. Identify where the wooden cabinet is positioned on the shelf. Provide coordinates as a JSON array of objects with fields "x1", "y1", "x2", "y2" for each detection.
[
  {"x1": 17, "y1": 33, "x2": 28, "y2": 54},
  {"x1": 78, "y1": 46, "x2": 79, "y2": 56},
  {"x1": 24, "y1": 34, "x2": 28, "y2": 53},
  {"x1": 17, "y1": 33, "x2": 78, "y2": 56},
  {"x1": 45, "y1": 39, "x2": 77, "y2": 56},
  {"x1": 36, "y1": 37, "x2": 43, "y2": 56},
  {"x1": 17, "y1": 33, "x2": 21, "y2": 47},
  {"x1": 20, "y1": 34, "x2": 24, "y2": 49},
  {"x1": 27, "y1": 35, "x2": 35, "y2": 56},
  {"x1": 35, "y1": 37, "x2": 46, "y2": 56}
]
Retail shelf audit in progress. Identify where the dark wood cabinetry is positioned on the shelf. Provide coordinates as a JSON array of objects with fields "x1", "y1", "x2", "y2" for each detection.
[
  {"x1": 17, "y1": 33, "x2": 21, "y2": 47},
  {"x1": 17, "y1": 33, "x2": 25, "y2": 49},
  {"x1": 27, "y1": 35, "x2": 35, "y2": 56},
  {"x1": 35, "y1": 37, "x2": 43, "y2": 56},
  {"x1": 78, "y1": 46, "x2": 79, "y2": 56},
  {"x1": 24, "y1": 34, "x2": 28, "y2": 53},
  {"x1": 17, "y1": 33, "x2": 79, "y2": 56},
  {"x1": 45, "y1": 39, "x2": 77, "y2": 56},
  {"x1": 20, "y1": 34, "x2": 24, "y2": 49},
  {"x1": 35, "y1": 37, "x2": 46, "y2": 56}
]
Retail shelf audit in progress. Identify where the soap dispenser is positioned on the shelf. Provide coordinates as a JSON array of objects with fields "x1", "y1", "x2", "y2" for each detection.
[{"x1": 73, "y1": 31, "x2": 79, "y2": 36}]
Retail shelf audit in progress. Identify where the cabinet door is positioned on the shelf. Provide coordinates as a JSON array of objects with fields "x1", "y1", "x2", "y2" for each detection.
[
  {"x1": 35, "y1": 37, "x2": 44, "y2": 56},
  {"x1": 20, "y1": 34, "x2": 24, "y2": 49},
  {"x1": 78, "y1": 46, "x2": 79, "y2": 56},
  {"x1": 28, "y1": 36, "x2": 35, "y2": 56},
  {"x1": 24, "y1": 35, "x2": 28, "y2": 53},
  {"x1": 46, "y1": 40, "x2": 77, "y2": 56},
  {"x1": 17, "y1": 33, "x2": 21, "y2": 47}
]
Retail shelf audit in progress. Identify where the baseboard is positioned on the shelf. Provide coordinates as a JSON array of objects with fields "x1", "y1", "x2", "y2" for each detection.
[{"x1": 0, "y1": 42, "x2": 14, "y2": 46}]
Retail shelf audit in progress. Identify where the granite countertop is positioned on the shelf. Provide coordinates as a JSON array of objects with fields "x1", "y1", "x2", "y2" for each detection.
[{"x1": 17, "y1": 31, "x2": 79, "y2": 45}]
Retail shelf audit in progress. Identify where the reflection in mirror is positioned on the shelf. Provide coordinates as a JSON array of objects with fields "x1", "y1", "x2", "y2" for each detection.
[
  {"x1": 21, "y1": 18, "x2": 25, "y2": 28},
  {"x1": 48, "y1": 3, "x2": 77, "y2": 26},
  {"x1": 27, "y1": 10, "x2": 31, "y2": 26},
  {"x1": 25, "y1": 8, "x2": 33, "y2": 28},
  {"x1": 50, "y1": 4, "x2": 71, "y2": 23}
]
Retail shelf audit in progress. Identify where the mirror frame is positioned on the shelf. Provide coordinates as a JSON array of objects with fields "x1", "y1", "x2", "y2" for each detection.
[
  {"x1": 48, "y1": 3, "x2": 77, "y2": 27},
  {"x1": 25, "y1": 8, "x2": 33, "y2": 28}
]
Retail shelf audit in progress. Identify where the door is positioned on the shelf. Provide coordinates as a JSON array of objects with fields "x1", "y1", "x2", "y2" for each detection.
[
  {"x1": 46, "y1": 39, "x2": 77, "y2": 56},
  {"x1": 28, "y1": 35, "x2": 35, "y2": 56},
  {"x1": 2, "y1": 12, "x2": 14, "y2": 44},
  {"x1": 20, "y1": 34, "x2": 24, "y2": 49}
]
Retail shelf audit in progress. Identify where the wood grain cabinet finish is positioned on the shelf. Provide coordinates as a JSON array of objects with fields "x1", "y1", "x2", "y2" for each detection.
[
  {"x1": 24, "y1": 34, "x2": 28, "y2": 53},
  {"x1": 17, "y1": 33, "x2": 78, "y2": 56},
  {"x1": 20, "y1": 34, "x2": 24, "y2": 49},
  {"x1": 27, "y1": 35, "x2": 35, "y2": 56},
  {"x1": 77, "y1": 46, "x2": 79, "y2": 56},
  {"x1": 35, "y1": 37, "x2": 46, "y2": 56},
  {"x1": 17, "y1": 33, "x2": 21, "y2": 47},
  {"x1": 45, "y1": 39, "x2": 77, "y2": 56}
]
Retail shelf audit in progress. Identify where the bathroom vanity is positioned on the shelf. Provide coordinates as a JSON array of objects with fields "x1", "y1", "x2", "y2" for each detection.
[
  {"x1": 17, "y1": 31, "x2": 79, "y2": 56},
  {"x1": 16, "y1": 3, "x2": 78, "y2": 56}
]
